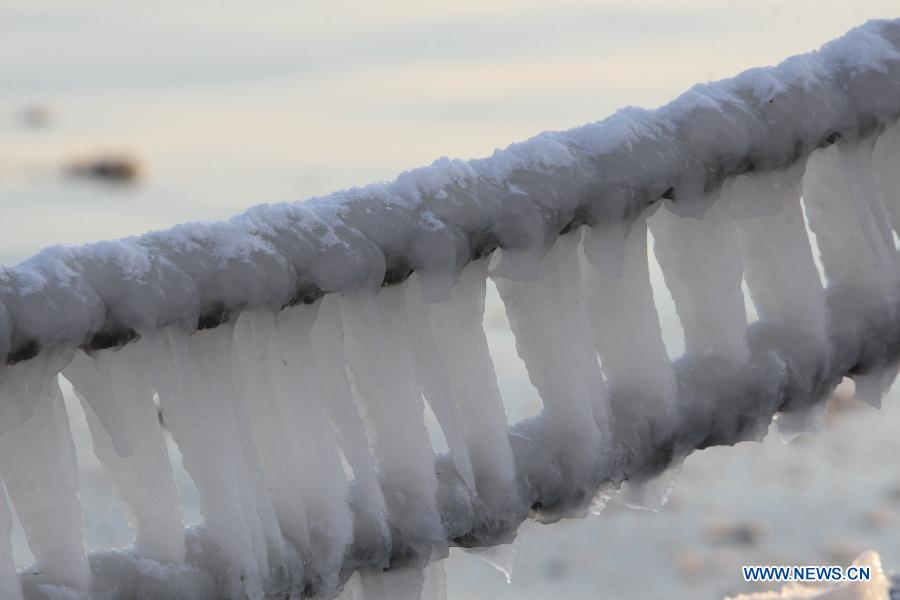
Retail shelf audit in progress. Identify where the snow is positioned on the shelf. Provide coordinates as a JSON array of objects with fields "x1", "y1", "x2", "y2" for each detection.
[{"x1": 0, "y1": 17, "x2": 899, "y2": 600}]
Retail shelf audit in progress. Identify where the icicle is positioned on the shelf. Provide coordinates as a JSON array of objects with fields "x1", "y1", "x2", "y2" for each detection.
[
  {"x1": 0, "y1": 484, "x2": 23, "y2": 600},
  {"x1": 874, "y1": 120, "x2": 900, "y2": 235},
  {"x1": 64, "y1": 351, "x2": 131, "y2": 458},
  {"x1": 0, "y1": 372, "x2": 90, "y2": 590},
  {"x1": 492, "y1": 232, "x2": 608, "y2": 507},
  {"x1": 622, "y1": 460, "x2": 683, "y2": 512},
  {"x1": 231, "y1": 311, "x2": 313, "y2": 566},
  {"x1": 419, "y1": 560, "x2": 447, "y2": 600},
  {"x1": 650, "y1": 193, "x2": 749, "y2": 364},
  {"x1": 853, "y1": 365, "x2": 899, "y2": 410},
  {"x1": 339, "y1": 287, "x2": 444, "y2": 558},
  {"x1": 235, "y1": 304, "x2": 355, "y2": 594},
  {"x1": 141, "y1": 326, "x2": 286, "y2": 599},
  {"x1": 548, "y1": 232, "x2": 611, "y2": 439},
  {"x1": 729, "y1": 166, "x2": 834, "y2": 437},
  {"x1": 804, "y1": 139, "x2": 898, "y2": 292},
  {"x1": 464, "y1": 539, "x2": 520, "y2": 584},
  {"x1": 582, "y1": 215, "x2": 676, "y2": 404},
  {"x1": 405, "y1": 276, "x2": 476, "y2": 492},
  {"x1": 0, "y1": 347, "x2": 73, "y2": 438},
  {"x1": 381, "y1": 568, "x2": 425, "y2": 600},
  {"x1": 776, "y1": 400, "x2": 829, "y2": 443},
  {"x1": 63, "y1": 346, "x2": 185, "y2": 564},
  {"x1": 582, "y1": 221, "x2": 629, "y2": 277},
  {"x1": 426, "y1": 258, "x2": 517, "y2": 512},
  {"x1": 357, "y1": 569, "x2": 389, "y2": 600},
  {"x1": 336, "y1": 571, "x2": 365, "y2": 600},
  {"x1": 582, "y1": 215, "x2": 680, "y2": 509},
  {"x1": 309, "y1": 297, "x2": 391, "y2": 564},
  {"x1": 588, "y1": 480, "x2": 621, "y2": 516},
  {"x1": 731, "y1": 167, "x2": 827, "y2": 342},
  {"x1": 348, "y1": 562, "x2": 446, "y2": 600},
  {"x1": 804, "y1": 137, "x2": 900, "y2": 409}
]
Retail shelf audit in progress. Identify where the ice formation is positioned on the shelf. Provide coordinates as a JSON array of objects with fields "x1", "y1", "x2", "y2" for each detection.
[{"x1": 0, "y1": 17, "x2": 899, "y2": 600}]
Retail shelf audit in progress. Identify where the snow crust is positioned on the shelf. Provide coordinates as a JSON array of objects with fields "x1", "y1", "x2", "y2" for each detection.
[{"x1": 0, "y1": 17, "x2": 899, "y2": 600}]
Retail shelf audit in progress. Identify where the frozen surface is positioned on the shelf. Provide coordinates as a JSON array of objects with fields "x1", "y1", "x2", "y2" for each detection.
[{"x1": 0, "y1": 17, "x2": 900, "y2": 600}]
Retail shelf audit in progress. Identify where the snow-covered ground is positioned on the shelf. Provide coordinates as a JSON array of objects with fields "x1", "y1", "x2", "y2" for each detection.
[{"x1": 3, "y1": 2, "x2": 900, "y2": 598}]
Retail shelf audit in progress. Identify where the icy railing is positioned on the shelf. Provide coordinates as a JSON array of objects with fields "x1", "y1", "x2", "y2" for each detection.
[{"x1": 1, "y1": 18, "x2": 900, "y2": 600}]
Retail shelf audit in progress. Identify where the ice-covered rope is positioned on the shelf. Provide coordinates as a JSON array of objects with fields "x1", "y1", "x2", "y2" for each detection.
[{"x1": 1, "y1": 18, "x2": 900, "y2": 600}]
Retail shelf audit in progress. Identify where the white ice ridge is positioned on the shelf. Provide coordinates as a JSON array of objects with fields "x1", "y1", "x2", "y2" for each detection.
[{"x1": 0, "y1": 17, "x2": 899, "y2": 600}]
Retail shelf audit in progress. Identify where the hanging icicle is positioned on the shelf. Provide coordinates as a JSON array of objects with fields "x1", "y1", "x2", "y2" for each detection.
[
  {"x1": 650, "y1": 193, "x2": 750, "y2": 365},
  {"x1": 64, "y1": 345, "x2": 186, "y2": 564},
  {"x1": 0, "y1": 371, "x2": 90, "y2": 591},
  {"x1": 492, "y1": 231, "x2": 609, "y2": 515}
]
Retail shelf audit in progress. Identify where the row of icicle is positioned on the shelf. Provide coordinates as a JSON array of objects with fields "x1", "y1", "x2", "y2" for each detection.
[{"x1": 0, "y1": 124, "x2": 899, "y2": 599}]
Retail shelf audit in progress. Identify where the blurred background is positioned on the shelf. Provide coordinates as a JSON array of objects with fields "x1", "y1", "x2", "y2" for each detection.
[{"x1": 2, "y1": 1, "x2": 900, "y2": 598}]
